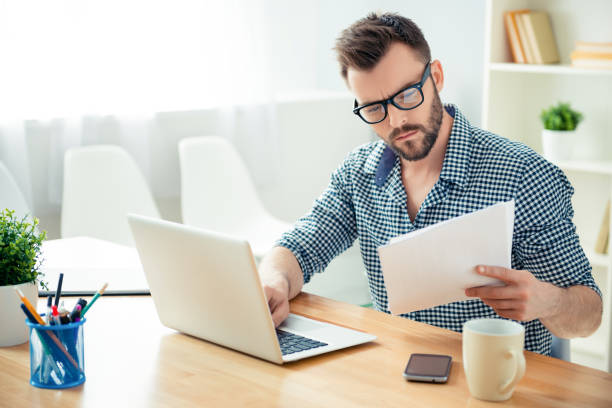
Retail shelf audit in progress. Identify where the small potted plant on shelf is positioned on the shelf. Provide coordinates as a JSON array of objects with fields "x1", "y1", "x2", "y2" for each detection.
[
  {"x1": 0, "y1": 209, "x2": 47, "y2": 347},
  {"x1": 540, "y1": 102, "x2": 583, "y2": 162}
]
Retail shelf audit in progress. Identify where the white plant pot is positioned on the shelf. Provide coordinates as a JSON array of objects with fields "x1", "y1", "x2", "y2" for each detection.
[
  {"x1": 541, "y1": 129, "x2": 576, "y2": 162},
  {"x1": 0, "y1": 281, "x2": 39, "y2": 347}
]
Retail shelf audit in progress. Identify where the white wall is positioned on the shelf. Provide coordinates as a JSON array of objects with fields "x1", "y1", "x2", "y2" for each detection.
[
  {"x1": 8, "y1": 0, "x2": 486, "y2": 230},
  {"x1": 263, "y1": 0, "x2": 486, "y2": 126},
  {"x1": 4, "y1": 0, "x2": 488, "y2": 304}
]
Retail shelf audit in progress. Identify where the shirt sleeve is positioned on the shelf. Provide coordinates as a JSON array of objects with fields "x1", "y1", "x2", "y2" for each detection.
[
  {"x1": 512, "y1": 156, "x2": 602, "y2": 298},
  {"x1": 275, "y1": 154, "x2": 358, "y2": 284}
]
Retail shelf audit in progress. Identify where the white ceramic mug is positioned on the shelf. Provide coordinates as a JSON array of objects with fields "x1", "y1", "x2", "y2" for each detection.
[{"x1": 462, "y1": 318, "x2": 526, "y2": 402}]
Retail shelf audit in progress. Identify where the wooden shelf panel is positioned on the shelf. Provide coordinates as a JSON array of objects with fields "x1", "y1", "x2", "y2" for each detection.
[
  {"x1": 585, "y1": 249, "x2": 611, "y2": 269},
  {"x1": 489, "y1": 63, "x2": 612, "y2": 76},
  {"x1": 553, "y1": 160, "x2": 612, "y2": 176}
]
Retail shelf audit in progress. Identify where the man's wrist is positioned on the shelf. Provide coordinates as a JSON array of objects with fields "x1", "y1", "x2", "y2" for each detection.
[
  {"x1": 539, "y1": 281, "x2": 564, "y2": 321},
  {"x1": 265, "y1": 271, "x2": 290, "y2": 297}
]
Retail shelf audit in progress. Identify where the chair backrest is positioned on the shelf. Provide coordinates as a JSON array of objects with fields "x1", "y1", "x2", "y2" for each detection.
[
  {"x1": 61, "y1": 145, "x2": 160, "y2": 246},
  {"x1": 0, "y1": 161, "x2": 31, "y2": 220},
  {"x1": 550, "y1": 335, "x2": 570, "y2": 361},
  {"x1": 178, "y1": 136, "x2": 268, "y2": 233}
]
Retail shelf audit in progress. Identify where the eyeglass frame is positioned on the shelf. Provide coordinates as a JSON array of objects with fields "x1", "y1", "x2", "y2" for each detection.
[{"x1": 352, "y1": 61, "x2": 432, "y2": 124}]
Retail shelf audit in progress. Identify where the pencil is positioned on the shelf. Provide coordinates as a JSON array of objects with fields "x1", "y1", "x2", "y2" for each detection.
[
  {"x1": 81, "y1": 282, "x2": 108, "y2": 317},
  {"x1": 14, "y1": 288, "x2": 80, "y2": 370}
]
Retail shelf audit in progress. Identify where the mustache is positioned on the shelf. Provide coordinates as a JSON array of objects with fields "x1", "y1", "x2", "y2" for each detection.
[{"x1": 389, "y1": 124, "x2": 425, "y2": 141}]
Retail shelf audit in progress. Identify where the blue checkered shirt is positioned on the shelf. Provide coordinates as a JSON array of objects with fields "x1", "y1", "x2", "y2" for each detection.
[{"x1": 277, "y1": 104, "x2": 601, "y2": 355}]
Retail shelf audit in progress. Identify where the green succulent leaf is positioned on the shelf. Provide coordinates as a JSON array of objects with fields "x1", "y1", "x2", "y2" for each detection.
[
  {"x1": 540, "y1": 102, "x2": 583, "y2": 131},
  {"x1": 0, "y1": 208, "x2": 48, "y2": 289}
]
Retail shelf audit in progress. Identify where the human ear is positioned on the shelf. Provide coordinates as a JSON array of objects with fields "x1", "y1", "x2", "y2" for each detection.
[{"x1": 430, "y1": 59, "x2": 444, "y2": 93}]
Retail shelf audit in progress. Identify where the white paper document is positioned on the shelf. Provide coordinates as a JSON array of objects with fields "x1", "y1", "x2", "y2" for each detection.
[
  {"x1": 39, "y1": 237, "x2": 149, "y2": 295},
  {"x1": 378, "y1": 200, "x2": 515, "y2": 314}
]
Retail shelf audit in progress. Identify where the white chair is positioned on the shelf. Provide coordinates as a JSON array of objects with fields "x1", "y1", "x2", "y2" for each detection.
[
  {"x1": 0, "y1": 161, "x2": 31, "y2": 220},
  {"x1": 61, "y1": 145, "x2": 160, "y2": 246},
  {"x1": 179, "y1": 136, "x2": 292, "y2": 258},
  {"x1": 551, "y1": 335, "x2": 570, "y2": 362}
]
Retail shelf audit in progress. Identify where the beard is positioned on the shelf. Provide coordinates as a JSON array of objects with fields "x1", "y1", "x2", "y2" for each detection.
[{"x1": 387, "y1": 87, "x2": 444, "y2": 162}]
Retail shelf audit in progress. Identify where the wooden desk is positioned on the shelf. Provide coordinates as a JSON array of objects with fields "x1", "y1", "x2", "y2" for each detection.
[{"x1": 1, "y1": 294, "x2": 610, "y2": 407}]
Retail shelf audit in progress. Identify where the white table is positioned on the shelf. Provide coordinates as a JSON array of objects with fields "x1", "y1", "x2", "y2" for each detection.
[{"x1": 39, "y1": 237, "x2": 148, "y2": 295}]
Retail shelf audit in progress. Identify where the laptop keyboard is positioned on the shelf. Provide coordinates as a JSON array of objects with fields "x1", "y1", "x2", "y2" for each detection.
[{"x1": 276, "y1": 329, "x2": 328, "y2": 355}]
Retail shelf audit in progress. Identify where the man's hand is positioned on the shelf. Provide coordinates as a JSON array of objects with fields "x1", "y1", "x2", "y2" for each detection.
[
  {"x1": 263, "y1": 277, "x2": 290, "y2": 327},
  {"x1": 258, "y1": 246, "x2": 305, "y2": 327},
  {"x1": 465, "y1": 265, "x2": 563, "y2": 322}
]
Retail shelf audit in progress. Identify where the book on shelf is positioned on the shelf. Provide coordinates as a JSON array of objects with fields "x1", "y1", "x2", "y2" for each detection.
[
  {"x1": 503, "y1": 9, "x2": 559, "y2": 65},
  {"x1": 594, "y1": 199, "x2": 610, "y2": 255},
  {"x1": 504, "y1": 9, "x2": 529, "y2": 63},
  {"x1": 515, "y1": 12, "x2": 535, "y2": 63},
  {"x1": 574, "y1": 41, "x2": 612, "y2": 54},
  {"x1": 571, "y1": 41, "x2": 612, "y2": 70},
  {"x1": 522, "y1": 11, "x2": 560, "y2": 64}
]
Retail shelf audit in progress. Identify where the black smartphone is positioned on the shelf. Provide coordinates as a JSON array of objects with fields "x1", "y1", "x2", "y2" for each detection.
[{"x1": 403, "y1": 353, "x2": 452, "y2": 383}]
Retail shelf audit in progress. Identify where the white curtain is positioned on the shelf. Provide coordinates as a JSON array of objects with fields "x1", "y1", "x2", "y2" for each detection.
[{"x1": 0, "y1": 0, "x2": 280, "y2": 216}]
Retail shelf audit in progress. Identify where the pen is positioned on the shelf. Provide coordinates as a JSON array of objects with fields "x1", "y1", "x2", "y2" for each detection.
[
  {"x1": 60, "y1": 311, "x2": 71, "y2": 325},
  {"x1": 71, "y1": 298, "x2": 87, "y2": 316},
  {"x1": 14, "y1": 288, "x2": 80, "y2": 370},
  {"x1": 46, "y1": 295, "x2": 53, "y2": 324},
  {"x1": 70, "y1": 304, "x2": 82, "y2": 322},
  {"x1": 58, "y1": 301, "x2": 70, "y2": 323},
  {"x1": 54, "y1": 273, "x2": 64, "y2": 307},
  {"x1": 51, "y1": 305, "x2": 61, "y2": 326},
  {"x1": 81, "y1": 282, "x2": 108, "y2": 317},
  {"x1": 59, "y1": 300, "x2": 68, "y2": 314}
]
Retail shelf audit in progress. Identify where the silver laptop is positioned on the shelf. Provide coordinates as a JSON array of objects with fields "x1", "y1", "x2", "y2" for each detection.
[{"x1": 127, "y1": 214, "x2": 376, "y2": 364}]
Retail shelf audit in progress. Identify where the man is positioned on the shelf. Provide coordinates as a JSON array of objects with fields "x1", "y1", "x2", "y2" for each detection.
[{"x1": 259, "y1": 12, "x2": 602, "y2": 355}]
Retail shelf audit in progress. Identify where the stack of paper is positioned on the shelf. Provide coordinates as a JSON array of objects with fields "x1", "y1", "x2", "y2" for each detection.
[
  {"x1": 378, "y1": 200, "x2": 514, "y2": 314},
  {"x1": 571, "y1": 41, "x2": 612, "y2": 70}
]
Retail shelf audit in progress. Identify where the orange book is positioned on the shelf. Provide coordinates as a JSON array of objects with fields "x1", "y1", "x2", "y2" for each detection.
[
  {"x1": 575, "y1": 41, "x2": 612, "y2": 54},
  {"x1": 571, "y1": 50, "x2": 612, "y2": 60},
  {"x1": 504, "y1": 9, "x2": 530, "y2": 63},
  {"x1": 571, "y1": 50, "x2": 612, "y2": 69}
]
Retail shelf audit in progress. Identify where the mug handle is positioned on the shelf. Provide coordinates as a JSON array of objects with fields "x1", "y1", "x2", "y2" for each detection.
[{"x1": 499, "y1": 349, "x2": 526, "y2": 394}]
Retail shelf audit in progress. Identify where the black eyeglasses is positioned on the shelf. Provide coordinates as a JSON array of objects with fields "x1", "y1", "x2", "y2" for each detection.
[{"x1": 353, "y1": 62, "x2": 431, "y2": 124}]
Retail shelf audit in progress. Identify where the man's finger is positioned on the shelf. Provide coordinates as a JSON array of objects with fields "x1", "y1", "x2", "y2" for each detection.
[
  {"x1": 493, "y1": 308, "x2": 520, "y2": 320},
  {"x1": 270, "y1": 300, "x2": 289, "y2": 327},
  {"x1": 480, "y1": 299, "x2": 522, "y2": 310},
  {"x1": 475, "y1": 265, "x2": 518, "y2": 284},
  {"x1": 465, "y1": 285, "x2": 518, "y2": 299}
]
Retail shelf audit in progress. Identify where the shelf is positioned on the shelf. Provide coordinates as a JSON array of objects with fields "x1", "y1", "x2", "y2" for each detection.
[
  {"x1": 553, "y1": 160, "x2": 612, "y2": 176},
  {"x1": 572, "y1": 335, "x2": 607, "y2": 358},
  {"x1": 485, "y1": 0, "x2": 612, "y2": 374},
  {"x1": 489, "y1": 63, "x2": 612, "y2": 76},
  {"x1": 585, "y1": 248, "x2": 611, "y2": 269}
]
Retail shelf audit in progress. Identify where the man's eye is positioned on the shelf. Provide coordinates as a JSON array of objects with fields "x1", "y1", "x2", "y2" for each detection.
[
  {"x1": 365, "y1": 105, "x2": 382, "y2": 113},
  {"x1": 401, "y1": 89, "x2": 417, "y2": 99}
]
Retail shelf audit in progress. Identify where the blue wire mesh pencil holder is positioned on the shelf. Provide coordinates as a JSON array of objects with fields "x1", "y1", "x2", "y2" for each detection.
[{"x1": 25, "y1": 316, "x2": 86, "y2": 389}]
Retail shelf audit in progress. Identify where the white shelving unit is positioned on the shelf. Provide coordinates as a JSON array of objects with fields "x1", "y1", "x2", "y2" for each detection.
[{"x1": 483, "y1": 0, "x2": 612, "y2": 372}]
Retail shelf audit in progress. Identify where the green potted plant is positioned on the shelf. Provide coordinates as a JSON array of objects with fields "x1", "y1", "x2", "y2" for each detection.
[
  {"x1": 540, "y1": 102, "x2": 583, "y2": 161},
  {"x1": 0, "y1": 209, "x2": 47, "y2": 347}
]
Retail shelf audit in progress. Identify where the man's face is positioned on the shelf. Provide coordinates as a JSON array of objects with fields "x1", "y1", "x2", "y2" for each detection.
[{"x1": 347, "y1": 42, "x2": 443, "y2": 162}]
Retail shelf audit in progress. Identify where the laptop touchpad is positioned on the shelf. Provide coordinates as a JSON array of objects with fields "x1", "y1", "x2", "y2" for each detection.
[{"x1": 281, "y1": 314, "x2": 329, "y2": 334}]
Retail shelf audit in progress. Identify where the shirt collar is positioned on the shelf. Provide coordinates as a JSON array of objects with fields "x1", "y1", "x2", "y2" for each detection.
[{"x1": 367, "y1": 103, "x2": 471, "y2": 189}]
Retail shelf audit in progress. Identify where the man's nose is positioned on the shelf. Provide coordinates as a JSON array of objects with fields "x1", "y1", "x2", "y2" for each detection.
[{"x1": 387, "y1": 104, "x2": 407, "y2": 129}]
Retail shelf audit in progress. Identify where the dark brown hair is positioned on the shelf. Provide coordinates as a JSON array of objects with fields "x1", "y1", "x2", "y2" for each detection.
[{"x1": 334, "y1": 12, "x2": 431, "y2": 80}]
